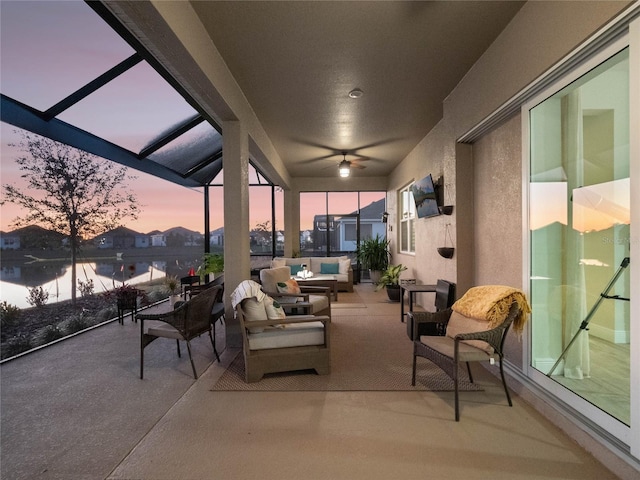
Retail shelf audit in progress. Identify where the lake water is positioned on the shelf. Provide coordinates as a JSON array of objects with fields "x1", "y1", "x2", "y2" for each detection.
[{"x1": 0, "y1": 260, "x2": 172, "y2": 308}]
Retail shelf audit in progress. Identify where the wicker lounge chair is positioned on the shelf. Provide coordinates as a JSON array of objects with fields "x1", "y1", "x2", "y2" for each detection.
[
  {"x1": 137, "y1": 285, "x2": 221, "y2": 379},
  {"x1": 235, "y1": 299, "x2": 331, "y2": 383},
  {"x1": 409, "y1": 300, "x2": 522, "y2": 421}
]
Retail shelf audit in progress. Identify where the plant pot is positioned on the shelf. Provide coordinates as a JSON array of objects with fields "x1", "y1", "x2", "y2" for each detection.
[
  {"x1": 437, "y1": 247, "x2": 455, "y2": 259},
  {"x1": 385, "y1": 284, "x2": 402, "y2": 302},
  {"x1": 169, "y1": 294, "x2": 181, "y2": 306},
  {"x1": 369, "y1": 270, "x2": 383, "y2": 285},
  {"x1": 116, "y1": 290, "x2": 138, "y2": 310}
]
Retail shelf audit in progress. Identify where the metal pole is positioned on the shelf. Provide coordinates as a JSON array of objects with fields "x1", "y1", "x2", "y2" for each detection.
[{"x1": 547, "y1": 257, "x2": 630, "y2": 376}]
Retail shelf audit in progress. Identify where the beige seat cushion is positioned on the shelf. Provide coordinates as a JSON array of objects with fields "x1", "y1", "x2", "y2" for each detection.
[
  {"x1": 248, "y1": 321, "x2": 326, "y2": 350},
  {"x1": 419, "y1": 335, "x2": 494, "y2": 362},
  {"x1": 445, "y1": 311, "x2": 494, "y2": 354},
  {"x1": 146, "y1": 321, "x2": 183, "y2": 340},
  {"x1": 308, "y1": 294, "x2": 329, "y2": 313}
]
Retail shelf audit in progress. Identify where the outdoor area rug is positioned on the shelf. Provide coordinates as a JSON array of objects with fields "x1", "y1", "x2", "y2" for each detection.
[{"x1": 212, "y1": 313, "x2": 481, "y2": 392}]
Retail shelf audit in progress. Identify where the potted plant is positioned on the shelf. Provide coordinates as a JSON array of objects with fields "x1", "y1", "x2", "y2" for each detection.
[
  {"x1": 356, "y1": 234, "x2": 390, "y2": 284},
  {"x1": 102, "y1": 284, "x2": 147, "y2": 324},
  {"x1": 375, "y1": 264, "x2": 407, "y2": 302},
  {"x1": 197, "y1": 253, "x2": 224, "y2": 282},
  {"x1": 164, "y1": 275, "x2": 181, "y2": 306}
]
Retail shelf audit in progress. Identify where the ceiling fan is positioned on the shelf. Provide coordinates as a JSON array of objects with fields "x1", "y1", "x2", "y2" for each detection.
[{"x1": 336, "y1": 152, "x2": 367, "y2": 177}]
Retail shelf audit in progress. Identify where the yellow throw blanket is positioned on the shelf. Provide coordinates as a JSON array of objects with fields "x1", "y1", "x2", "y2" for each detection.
[{"x1": 452, "y1": 285, "x2": 531, "y2": 333}]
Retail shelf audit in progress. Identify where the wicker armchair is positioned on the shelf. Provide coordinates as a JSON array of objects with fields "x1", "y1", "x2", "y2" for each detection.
[
  {"x1": 409, "y1": 301, "x2": 520, "y2": 421},
  {"x1": 259, "y1": 266, "x2": 331, "y2": 319},
  {"x1": 406, "y1": 279, "x2": 455, "y2": 340},
  {"x1": 137, "y1": 285, "x2": 221, "y2": 379}
]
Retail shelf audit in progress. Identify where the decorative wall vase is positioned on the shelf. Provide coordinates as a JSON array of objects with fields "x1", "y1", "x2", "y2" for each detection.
[{"x1": 438, "y1": 205, "x2": 454, "y2": 215}]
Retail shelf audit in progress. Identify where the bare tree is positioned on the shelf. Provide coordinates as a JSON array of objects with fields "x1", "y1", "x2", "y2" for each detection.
[
  {"x1": 252, "y1": 220, "x2": 273, "y2": 249},
  {"x1": 2, "y1": 132, "x2": 141, "y2": 303}
]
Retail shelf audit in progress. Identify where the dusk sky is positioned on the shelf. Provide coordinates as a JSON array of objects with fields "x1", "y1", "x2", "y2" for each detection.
[
  {"x1": 0, "y1": 1, "x2": 379, "y2": 236},
  {"x1": 0, "y1": 1, "x2": 280, "y2": 235}
]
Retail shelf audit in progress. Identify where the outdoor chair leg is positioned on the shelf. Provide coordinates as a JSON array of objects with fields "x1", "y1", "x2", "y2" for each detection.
[
  {"x1": 499, "y1": 357, "x2": 513, "y2": 406},
  {"x1": 466, "y1": 362, "x2": 474, "y2": 383},
  {"x1": 454, "y1": 364, "x2": 460, "y2": 422},
  {"x1": 176, "y1": 339, "x2": 181, "y2": 358},
  {"x1": 186, "y1": 340, "x2": 198, "y2": 379},
  {"x1": 209, "y1": 325, "x2": 220, "y2": 362}
]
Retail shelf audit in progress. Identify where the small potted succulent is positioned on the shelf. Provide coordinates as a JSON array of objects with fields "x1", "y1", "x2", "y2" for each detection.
[{"x1": 164, "y1": 275, "x2": 181, "y2": 306}]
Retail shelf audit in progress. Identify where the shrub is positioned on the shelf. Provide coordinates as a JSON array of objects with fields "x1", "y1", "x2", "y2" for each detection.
[
  {"x1": 26, "y1": 286, "x2": 49, "y2": 308},
  {"x1": 77, "y1": 279, "x2": 95, "y2": 298},
  {"x1": 146, "y1": 287, "x2": 167, "y2": 304},
  {"x1": 33, "y1": 324, "x2": 64, "y2": 346},
  {"x1": 2, "y1": 334, "x2": 33, "y2": 359},
  {"x1": 61, "y1": 314, "x2": 90, "y2": 335},
  {"x1": 95, "y1": 305, "x2": 118, "y2": 322},
  {"x1": 0, "y1": 301, "x2": 21, "y2": 329}
]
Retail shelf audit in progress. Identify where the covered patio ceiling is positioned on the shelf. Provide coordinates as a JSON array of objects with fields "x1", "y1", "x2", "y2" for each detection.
[
  {"x1": 0, "y1": 1, "x2": 273, "y2": 189},
  {"x1": 2, "y1": 1, "x2": 527, "y2": 184}
]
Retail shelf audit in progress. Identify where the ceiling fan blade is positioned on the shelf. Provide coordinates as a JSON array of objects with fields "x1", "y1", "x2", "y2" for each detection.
[{"x1": 299, "y1": 153, "x2": 341, "y2": 165}]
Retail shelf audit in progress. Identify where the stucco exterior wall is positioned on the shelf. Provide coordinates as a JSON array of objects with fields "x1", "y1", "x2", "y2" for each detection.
[
  {"x1": 388, "y1": 0, "x2": 630, "y2": 373},
  {"x1": 390, "y1": 0, "x2": 629, "y2": 295}
]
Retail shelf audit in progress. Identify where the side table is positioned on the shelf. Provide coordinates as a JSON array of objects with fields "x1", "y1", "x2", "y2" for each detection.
[{"x1": 400, "y1": 284, "x2": 437, "y2": 323}]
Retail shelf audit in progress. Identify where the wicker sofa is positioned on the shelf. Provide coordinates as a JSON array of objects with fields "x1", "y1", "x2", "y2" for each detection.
[{"x1": 271, "y1": 256, "x2": 354, "y2": 292}]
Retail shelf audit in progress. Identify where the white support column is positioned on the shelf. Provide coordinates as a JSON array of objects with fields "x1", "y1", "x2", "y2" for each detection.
[{"x1": 223, "y1": 120, "x2": 250, "y2": 348}]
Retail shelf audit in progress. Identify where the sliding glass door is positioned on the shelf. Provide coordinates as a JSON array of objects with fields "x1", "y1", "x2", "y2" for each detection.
[{"x1": 529, "y1": 47, "x2": 630, "y2": 425}]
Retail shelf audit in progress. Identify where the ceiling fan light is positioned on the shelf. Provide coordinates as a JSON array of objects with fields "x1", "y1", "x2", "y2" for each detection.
[{"x1": 339, "y1": 160, "x2": 350, "y2": 177}]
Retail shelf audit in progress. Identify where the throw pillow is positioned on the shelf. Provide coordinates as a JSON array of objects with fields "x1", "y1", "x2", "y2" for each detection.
[
  {"x1": 320, "y1": 262, "x2": 339, "y2": 274},
  {"x1": 290, "y1": 264, "x2": 305, "y2": 276},
  {"x1": 277, "y1": 278, "x2": 302, "y2": 294},
  {"x1": 339, "y1": 258, "x2": 351, "y2": 275},
  {"x1": 264, "y1": 296, "x2": 286, "y2": 323},
  {"x1": 242, "y1": 297, "x2": 268, "y2": 333}
]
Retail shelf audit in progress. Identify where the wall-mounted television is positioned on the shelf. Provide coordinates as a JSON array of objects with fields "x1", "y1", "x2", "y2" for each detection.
[{"x1": 411, "y1": 174, "x2": 440, "y2": 218}]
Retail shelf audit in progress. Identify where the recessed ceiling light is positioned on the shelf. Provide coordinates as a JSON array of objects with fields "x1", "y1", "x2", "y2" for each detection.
[{"x1": 348, "y1": 88, "x2": 363, "y2": 99}]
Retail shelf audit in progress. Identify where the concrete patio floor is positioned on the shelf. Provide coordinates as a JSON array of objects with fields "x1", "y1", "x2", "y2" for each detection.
[{"x1": 0, "y1": 286, "x2": 631, "y2": 479}]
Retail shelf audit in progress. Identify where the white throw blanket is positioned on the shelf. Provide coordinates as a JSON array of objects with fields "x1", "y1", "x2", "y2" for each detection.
[{"x1": 230, "y1": 280, "x2": 266, "y2": 310}]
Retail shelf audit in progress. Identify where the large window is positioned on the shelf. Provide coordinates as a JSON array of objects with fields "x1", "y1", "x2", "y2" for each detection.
[
  {"x1": 299, "y1": 191, "x2": 385, "y2": 258},
  {"x1": 399, "y1": 184, "x2": 416, "y2": 253},
  {"x1": 529, "y1": 47, "x2": 630, "y2": 427}
]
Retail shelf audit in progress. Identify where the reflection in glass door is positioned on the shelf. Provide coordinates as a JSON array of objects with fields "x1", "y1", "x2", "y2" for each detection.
[{"x1": 529, "y1": 48, "x2": 630, "y2": 424}]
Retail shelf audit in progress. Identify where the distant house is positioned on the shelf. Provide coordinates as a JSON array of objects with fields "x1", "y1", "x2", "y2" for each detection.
[
  {"x1": 311, "y1": 198, "x2": 386, "y2": 252},
  {"x1": 96, "y1": 226, "x2": 139, "y2": 249},
  {"x1": 149, "y1": 231, "x2": 166, "y2": 247},
  {"x1": 210, "y1": 227, "x2": 224, "y2": 246},
  {"x1": 163, "y1": 226, "x2": 203, "y2": 247},
  {"x1": 0, "y1": 231, "x2": 20, "y2": 250},
  {"x1": 5, "y1": 225, "x2": 66, "y2": 250},
  {"x1": 135, "y1": 234, "x2": 150, "y2": 248}
]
